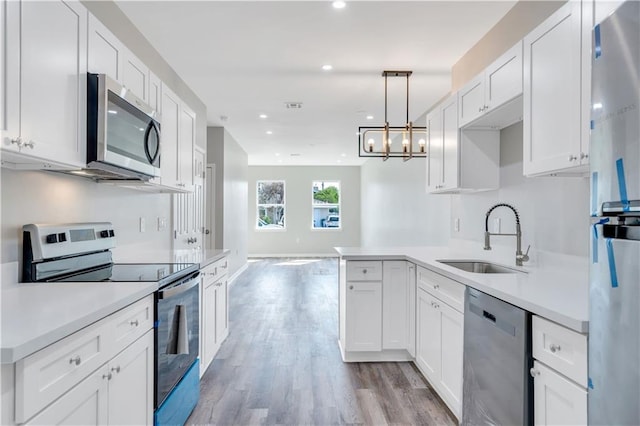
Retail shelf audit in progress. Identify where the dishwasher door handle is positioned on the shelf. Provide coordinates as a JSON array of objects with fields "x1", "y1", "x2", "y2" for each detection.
[{"x1": 483, "y1": 310, "x2": 496, "y2": 322}]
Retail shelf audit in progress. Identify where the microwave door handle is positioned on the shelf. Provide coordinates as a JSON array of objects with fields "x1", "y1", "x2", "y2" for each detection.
[{"x1": 143, "y1": 121, "x2": 160, "y2": 164}]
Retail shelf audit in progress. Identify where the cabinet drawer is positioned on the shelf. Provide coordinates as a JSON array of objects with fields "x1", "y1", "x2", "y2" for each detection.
[
  {"x1": 201, "y1": 256, "x2": 229, "y2": 284},
  {"x1": 346, "y1": 261, "x2": 382, "y2": 281},
  {"x1": 107, "y1": 295, "x2": 153, "y2": 358},
  {"x1": 417, "y1": 266, "x2": 465, "y2": 313},
  {"x1": 15, "y1": 321, "x2": 110, "y2": 423},
  {"x1": 533, "y1": 316, "x2": 587, "y2": 387}
]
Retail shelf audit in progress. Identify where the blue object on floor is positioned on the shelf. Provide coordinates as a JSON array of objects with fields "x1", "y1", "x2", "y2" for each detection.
[{"x1": 155, "y1": 359, "x2": 200, "y2": 426}]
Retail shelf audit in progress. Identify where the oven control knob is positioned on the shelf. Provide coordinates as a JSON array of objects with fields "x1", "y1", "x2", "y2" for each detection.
[
  {"x1": 109, "y1": 229, "x2": 115, "y2": 237},
  {"x1": 100, "y1": 230, "x2": 110, "y2": 238},
  {"x1": 46, "y1": 233, "x2": 58, "y2": 244}
]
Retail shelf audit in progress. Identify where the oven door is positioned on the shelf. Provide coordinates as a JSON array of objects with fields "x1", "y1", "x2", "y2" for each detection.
[{"x1": 155, "y1": 273, "x2": 199, "y2": 408}]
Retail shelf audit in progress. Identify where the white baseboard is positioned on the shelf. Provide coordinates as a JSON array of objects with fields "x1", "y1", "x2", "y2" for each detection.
[
  {"x1": 228, "y1": 263, "x2": 248, "y2": 287},
  {"x1": 248, "y1": 253, "x2": 339, "y2": 258}
]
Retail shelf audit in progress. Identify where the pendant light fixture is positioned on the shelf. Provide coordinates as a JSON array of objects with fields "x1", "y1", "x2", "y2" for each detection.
[{"x1": 358, "y1": 70, "x2": 427, "y2": 161}]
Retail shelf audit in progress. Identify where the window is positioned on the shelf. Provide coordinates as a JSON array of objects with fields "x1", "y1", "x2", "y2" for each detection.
[
  {"x1": 312, "y1": 181, "x2": 340, "y2": 229},
  {"x1": 256, "y1": 180, "x2": 285, "y2": 229}
]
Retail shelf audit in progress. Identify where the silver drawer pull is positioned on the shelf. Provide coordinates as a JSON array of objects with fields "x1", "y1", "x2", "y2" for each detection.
[
  {"x1": 130, "y1": 320, "x2": 139, "y2": 327},
  {"x1": 69, "y1": 356, "x2": 81, "y2": 366},
  {"x1": 111, "y1": 366, "x2": 121, "y2": 374},
  {"x1": 530, "y1": 367, "x2": 540, "y2": 378},
  {"x1": 550, "y1": 344, "x2": 561, "y2": 353}
]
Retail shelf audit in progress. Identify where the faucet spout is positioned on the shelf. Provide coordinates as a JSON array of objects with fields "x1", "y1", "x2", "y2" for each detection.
[{"x1": 483, "y1": 203, "x2": 529, "y2": 266}]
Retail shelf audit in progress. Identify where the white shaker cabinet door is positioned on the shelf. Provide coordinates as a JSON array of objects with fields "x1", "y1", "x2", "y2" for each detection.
[
  {"x1": 485, "y1": 41, "x2": 523, "y2": 110},
  {"x1": 532, "y1": 361, "x2": 587, "y2": 425},
  {"x1": 382, "y1": 261, "x2": 408, "y2": 350},
  {"x1": 458, "y1": 74, "x2": 484, "y2": 127},
  {"x1": 416, "y1": 288, "x2": 440, "y2": 383},
  {"x1": 438, "y1": 301, "x2": 464, "y2": 417},
  {"x1": 107, "y1": 330, "x2": 154, "y2": 426},
  {"x1": 426, "y1": 108, "x2": 442, "y2": 192},
  {"x1": 179, "y1": 102, "x2": 196, "y2": 191},
  {"x1": 523, "y1": 1, "x2": 582, "y2": 175},
  {"x1": 87, "y1": 13, "x2": 124, "y2": 82},
  {"x1": 441, "y1": 96, "x2": 459, "y2": 191},
  {"x1": 24, "y1": 366, "x2": 109, "y2": 426},
  {"x1": 215, "y1": 278, "x2": 229, "y2": 347},
  {"x1": 123, "y1": 52, "x2": 149, "y2": 104},
  {"x1": 161, "y1": 85, "x2": 180, "y2": 188},
  {"x1": 4, "y1": 0, "x2": 87, "y2": 168},
  {"x1": 345, "y1": 281, "x2": 382, "y2": 352}
]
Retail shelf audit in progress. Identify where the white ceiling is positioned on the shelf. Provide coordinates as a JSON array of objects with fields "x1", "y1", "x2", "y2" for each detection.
[{"x1": 116, "y1": 1, "x2": 516, "y2": 166}]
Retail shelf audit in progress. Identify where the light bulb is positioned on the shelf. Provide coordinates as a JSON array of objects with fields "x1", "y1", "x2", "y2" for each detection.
[
  {"x1": 367, "y1": 138, "x2": 375, "y2": 152},
  {"x1": 419, "y1": 138, "x2": 426, "y2": 152}
]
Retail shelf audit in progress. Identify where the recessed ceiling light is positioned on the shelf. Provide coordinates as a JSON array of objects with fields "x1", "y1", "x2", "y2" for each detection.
[
  {"x1": 332, "y1": 1, "x2": 346, "y2": 9},
  {"x1": 341, "y1": 153, "x2": 347, "y2": 157},
  {"x1": 322, "y1": 64, "x2": 333, "y2": 71},
  {"x1": 275, "y1": 153, "x2": 280, "y2": 157},
  {"x1": 266, "y1": 130, "x2": 273, "y2": 135},
  {"x1": 366, "y1": 115, "x2": 374, "y2": 120},
  {"x1": 259, "y1": 114, "x2": 268, "y2": 119}
]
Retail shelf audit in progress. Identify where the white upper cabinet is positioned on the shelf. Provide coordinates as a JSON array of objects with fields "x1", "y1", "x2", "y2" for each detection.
[
  {"x1": 459, "y1": 41, "x2": 523, "y2": 129},
  {"x1": 148, "y1": 71, "x2": 162, "y2": 116},
  {"x1": 123, "y1": 52, "x2": 150, "y2": 104},
  {"x1": 87, "y1": 13, "x2": 124, "y2": 83},
  {"x1": 3, "y1": 0, "x2": 87, "y2": 169},
  {"x1": 426, "y1": 95, "x2": 500, "y2": 194},
  {"x1": 88, "y1": 11, "x2": 150, "y2": 106},
  {"x1": 160, "y1": 84, "x2": 195, "y2": 192},
  {"x1": 523, "y1": 0, "x2": 592, "y2": 176}
]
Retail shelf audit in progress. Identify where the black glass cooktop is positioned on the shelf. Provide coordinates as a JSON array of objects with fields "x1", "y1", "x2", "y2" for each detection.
[{"x1": 51, "y1": 263, "x2": 198, "y2": 286}]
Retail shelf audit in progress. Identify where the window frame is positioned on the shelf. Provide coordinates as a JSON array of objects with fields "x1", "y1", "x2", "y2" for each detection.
[
  {"x1": 311, "y1": 180, "x2": 342, "y2": 231},
  {"x1": 256, "y1": 180, "x2": 286, "y2": 231}
]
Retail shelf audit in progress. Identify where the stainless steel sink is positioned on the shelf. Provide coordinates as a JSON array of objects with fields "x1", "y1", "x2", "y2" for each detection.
[{"x1": 436, "y1": 260, "x2": 524, "y2": 274}]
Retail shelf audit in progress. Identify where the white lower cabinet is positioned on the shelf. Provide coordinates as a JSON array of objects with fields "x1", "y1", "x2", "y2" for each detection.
[
  {"x1": 345, "y1": 281, "x2": 382, "y2": 352},
  {"x1": 531, "y1": 315, "x2": 588, "y2": 425},
  {"x1": 200, "y1": 256, "x2": 230, "y2": 377},
  {"x1": 416, "y1": 268, "x2": 464, "y2": 419},
  {"x1": 26, "y1": 330, "x2": 153, "y2": 426},
  {"x1": 532, "y1": 361, "x2": 587, "y2": 425},
  {"x1": 14, "y1": 295, "x2": 154, "y2": 426},
  {"x1": 382, "y1": 261, "x2": 408, "y2": 350}
]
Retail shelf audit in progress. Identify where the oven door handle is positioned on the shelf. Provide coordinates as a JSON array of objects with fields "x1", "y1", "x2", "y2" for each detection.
[{"x1": 158, "y1": 272, "x2": 200, "y2": 299}]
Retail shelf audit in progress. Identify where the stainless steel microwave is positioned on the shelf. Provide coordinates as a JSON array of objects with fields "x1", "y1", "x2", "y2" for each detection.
[{"x1": 86, "y1": 73, "x2": 161, "y2": 180}]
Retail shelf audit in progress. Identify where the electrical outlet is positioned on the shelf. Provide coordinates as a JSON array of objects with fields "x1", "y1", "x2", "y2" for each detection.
[
  {"x1": 140, "y1": 217, "x2": 146, "y2": 233},
  {"x1": 454, "y1": 218, "x2": 460, "y2": 232},
  {"x1": 495, "y1": 218, "x2": 501, "y2": 233}
]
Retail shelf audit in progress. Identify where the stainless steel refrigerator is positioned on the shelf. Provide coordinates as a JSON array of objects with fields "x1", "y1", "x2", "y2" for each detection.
[{"x1": 589, "y1": 1, "x2": 640, "y2": 424}]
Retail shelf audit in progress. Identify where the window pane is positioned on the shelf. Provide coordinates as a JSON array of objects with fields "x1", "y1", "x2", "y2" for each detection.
[
  {"x1": 258, "y1": 206, "x2": 285, "y2": 228},
  {"x1": 258, "y1": 181, "x2": 284, "y2": 204},
  {"x1": 312, "y1": 181, "x2": 340, "y2": 229}
]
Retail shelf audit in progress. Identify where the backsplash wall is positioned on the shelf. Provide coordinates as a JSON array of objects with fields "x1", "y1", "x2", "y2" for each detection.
[
  {"x1": 450, "y1": 121, "x2": 590, "y2": 257},
  {"x1": 1, "y1": 169, "x2": 172, "y2": 271}
]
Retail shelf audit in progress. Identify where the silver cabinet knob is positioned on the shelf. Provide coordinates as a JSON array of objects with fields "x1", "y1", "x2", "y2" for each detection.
[
  {"x1": 24, "y1": 140, "x2": 35, "y2": 149},
  {"x1": 111, "y1": 366, "x2": 121, "y2": 374},
  {"x1": 550, "y1": 344, "x2": 561, "y2": 353},
  {"x1": 69, "y1": 356, "x2": 81, "y2": 366},
  {"x1": 530, "y1": 367, "x2": 540, "y2": 378},
  {"x1": 362, "y1": 269, "x2": 367, "y2": 274},
  {"x1": 433, "y1": 284, "x2": 440, "y2": 290},
  {"x1": 568, "y1": 155, "x2": 578, "y2": 161},
  {"x1": 130, "y1": 320, "x2": 139, "y2": 327},
  {"x1": 349, "y1": 285, "x2": 354, "y2": 290},
  {"x1": 10, "y1": 137, "x2": 23, "y2": 147},
  {"x1": 478, "y1": 107, "x2": 483, "y2": 112},
  {"x1": 102, "y1": 372, "x2": 113, "y2": 380},
  {"x1": 580, "y1": 152, "x2": 589, "y2": 160}
]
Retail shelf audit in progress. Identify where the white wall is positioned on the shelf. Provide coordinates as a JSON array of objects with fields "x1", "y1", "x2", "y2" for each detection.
[
  {"x1": 248, "y1": 166, "x2": 361, "y2": 256},
  {"x1": 207, "y1": 127, "x2": 249, "y2": 277},
  {"x1": 360, "y1": 157, "x2": 451, "y2": 247},
  {"x1": 450, "y1": 122, "x2": 590, "y2": 257},
  {"x1": 1, "y1": 169, "x2": 171, "y2": 269}
]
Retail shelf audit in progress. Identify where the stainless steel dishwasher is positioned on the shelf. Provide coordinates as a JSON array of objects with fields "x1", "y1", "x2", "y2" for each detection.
[{"x1": 462, "y1": 287, "x2": 532, "y2": 425}]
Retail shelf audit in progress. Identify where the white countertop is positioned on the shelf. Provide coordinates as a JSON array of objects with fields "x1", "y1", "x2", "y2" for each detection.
[
  {"x1": 0, "y1": 249, "x2": 230, "y2": 364},
  {"x1": 335, "y1": 245, "x2": 589, "y2": 333},
  {"x1": 1, "y1": 281, "x2": 157, "y2": 363}
]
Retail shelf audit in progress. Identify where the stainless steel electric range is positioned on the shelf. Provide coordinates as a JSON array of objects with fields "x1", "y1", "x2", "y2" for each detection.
[{"x1": 22, "y1": 222, "x2": 201, "y2": 426}]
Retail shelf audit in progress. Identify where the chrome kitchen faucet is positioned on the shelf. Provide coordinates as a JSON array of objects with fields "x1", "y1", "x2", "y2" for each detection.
[{"x1": 484, "y1": 203, "x2": 530, "y2": 266}]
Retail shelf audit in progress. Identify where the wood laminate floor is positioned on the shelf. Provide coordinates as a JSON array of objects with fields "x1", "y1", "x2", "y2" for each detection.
[{"x1": 187, "y1": 258, "x2": 457, "y2": 426}]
